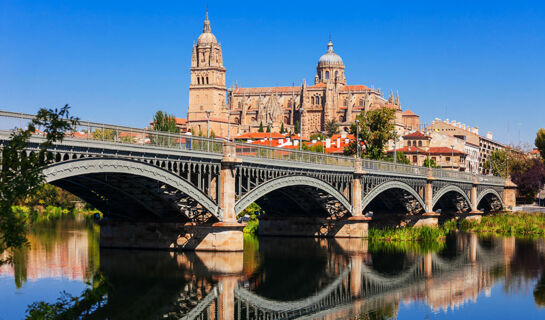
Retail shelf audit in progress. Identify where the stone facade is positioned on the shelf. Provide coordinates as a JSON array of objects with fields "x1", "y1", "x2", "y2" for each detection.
[{"x1": 186, "y1": 12, "x2": 419, "y2": 139}]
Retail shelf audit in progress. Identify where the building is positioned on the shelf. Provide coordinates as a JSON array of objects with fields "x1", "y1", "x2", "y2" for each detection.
[
  {"x1": 186, "y1": 11, "x2": 419, "y2": 139},
  {"x1": 425, "y1": 119, "x2": 505, "y2": 174},
  {"x1": 389, "y1": 131, "x2": 466, "y2": 170}
]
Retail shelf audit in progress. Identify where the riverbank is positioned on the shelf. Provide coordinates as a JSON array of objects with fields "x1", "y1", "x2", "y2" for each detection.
[
  {"x1": 461, "y1": 211, "x2": 545, "y2": 236},
  {"x1": 11, "y1": 205, "x2": 101, "y2": 225}
]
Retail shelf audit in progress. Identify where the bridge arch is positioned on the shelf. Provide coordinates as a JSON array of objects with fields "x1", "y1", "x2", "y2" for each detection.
[
  {"x1": 234, "y1": 175, "x2": 352, "y2": 215},
  {"x1": 432, "y1": 185, "x2": 472, "y2": 211},
  {"x1": 476, "y1": 188, "x2": 504, "y2": 211},
  {"x1": 43, "y1": 158, "x2": 221, "y2": 219},
  {"x1": 361, "y1": 181, "x2": 426, "y2": 213}
]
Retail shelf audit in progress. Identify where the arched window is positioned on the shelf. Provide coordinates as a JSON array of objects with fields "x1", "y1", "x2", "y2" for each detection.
[
  {"x1": 325, "y1": 71, "x2": 330, "y2": 79},
  {"x1": 359, "y1": 99, "x2": 364, "y2": 107},
  {"x1": 343, "y1": 99, "x2": 347, "y2": 106},
  {"x1": 335, "y1": 71, "x2": 338, "y2": 79},
  {"x1": 197, "y1": 77, "x2": 200, "y2": 85},
  {"x1": 311, "y1": 96, "x2": 315, "y2": 105},
  {"x1": 206, "y1": 77, "x2": 209, "y2": 84},
  {"x1": 317, "y1": 96, "x2": 321, "y2": 105},
  {"x1": 418, "y1": 141, "x2": 422, "y2": 147}
]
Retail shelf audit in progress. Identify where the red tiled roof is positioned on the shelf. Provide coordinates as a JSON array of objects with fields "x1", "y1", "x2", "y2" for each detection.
[
  {"x1": 174, "y1": 117, "x2": 187, "y2": 125},
  {"x1": 235, "y1": 132, "x2": 287, "y2": 140},
  {"x1": 234, "y1": 86, "x2": 299, "y2": 94},
  {"x1": 342, "y1": 85, "x2": 370, "y2": 91},
  {"x1": 402, "y1": 110, "x2": 417, "y2": 116},
  {"x1": 308, "y1": 83, "x2": 326, "y2": 89},
  {"x1": 403, "y1": 131, "x2": 430, "y2": 139},
  {"x1": 387, "y1": 146, "x2": 465, "y2": 155}
]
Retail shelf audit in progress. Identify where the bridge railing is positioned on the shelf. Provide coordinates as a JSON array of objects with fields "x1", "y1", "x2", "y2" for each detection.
[
  {"x1": 361, "y1": 158, "x2": 428, "y2": 176},
  {"x1": 477, "y1": 175, "x2": 506, "y2": 185},
  {"x1": 432, "y1": 167, "x2": 474, "y2": 182},
  {"x1": 0, "y1": 111, "x2": 224, "y2": 154},
  {"x1": 234, "y1": 142, "x2": 355, "y2": 167}
]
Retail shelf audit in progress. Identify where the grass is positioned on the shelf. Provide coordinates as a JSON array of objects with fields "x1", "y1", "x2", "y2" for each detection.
[{"x1": 460, "y1": 211, "x2": 545, "y2": 236}]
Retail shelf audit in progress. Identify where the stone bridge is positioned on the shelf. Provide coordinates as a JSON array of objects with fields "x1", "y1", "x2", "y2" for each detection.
[{"x1": 0, "y1": 111, "x2": 515, "y2": 251}]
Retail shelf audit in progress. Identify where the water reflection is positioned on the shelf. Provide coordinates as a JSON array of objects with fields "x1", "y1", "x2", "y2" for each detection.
[{"x1": 2, "y1": 223, "x2": 545, "y2": 319}]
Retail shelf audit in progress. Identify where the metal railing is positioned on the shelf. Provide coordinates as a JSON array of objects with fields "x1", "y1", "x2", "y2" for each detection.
[
  {"x1": 234, "y1": 142, "x2": 354, "y2": 167},
  {"x1": 362, "y1": 158, "x2": 428, "y2": 176},
  {"x1": 432, "y1": 167, "x2": 474, "y2": 182},
  {"x1": 0, "y1": 110, "x2": 223, "y2": 154},
  {"x1": 0, "y1": 110, "x2": 506, "y2": 184}
]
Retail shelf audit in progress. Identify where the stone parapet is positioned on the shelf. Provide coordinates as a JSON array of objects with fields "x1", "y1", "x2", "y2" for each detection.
[{"x1": 258, "y1": 217, "x2": 369, "y2": 238}]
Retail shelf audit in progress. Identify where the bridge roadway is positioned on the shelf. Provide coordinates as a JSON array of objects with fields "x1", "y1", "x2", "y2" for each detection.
[{"x1": 0, "y1": 111, "x2": 516, "y2": 251}]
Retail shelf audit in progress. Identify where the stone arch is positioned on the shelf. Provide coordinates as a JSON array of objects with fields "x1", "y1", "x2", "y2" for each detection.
[
  {"x1": 476, "y1": 188, "x2": 504, "y2": 209},
  {"x1": 432, "y1": 185, "x2": 471, "y2": 208},
  {"x1": 42, "y1": 158, "x2": 221, "y2": 219},
  {"x1": 361, "y1": 181, "x2": 426, "y2": 213},
  {"x1": 234, "y1": 175, "x2": 352, "y2": 215}
]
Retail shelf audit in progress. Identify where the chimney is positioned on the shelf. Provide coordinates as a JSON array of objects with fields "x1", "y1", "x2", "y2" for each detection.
[
  {"x1": 461, "y1": 124, "x2": 466, "y2": 130},
  {"x1": 486, "y1": 131, "x2": 493, "y2": 140},
  {"x1": 473, "y1": 127, "x2": 479, "y2": 135}
]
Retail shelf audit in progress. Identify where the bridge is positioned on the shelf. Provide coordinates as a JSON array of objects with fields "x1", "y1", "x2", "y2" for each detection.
[{"x1": 0, "y1": 111, "x2": 516, "y2": 251}]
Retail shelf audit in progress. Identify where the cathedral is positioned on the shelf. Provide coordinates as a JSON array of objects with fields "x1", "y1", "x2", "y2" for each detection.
[{"x1": 186, "y1": 12, "x2": 419, "y2": 138}]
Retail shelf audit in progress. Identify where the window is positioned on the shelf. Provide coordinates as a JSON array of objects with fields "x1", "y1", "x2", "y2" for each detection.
[
  {"x1": 343, "y1": 99, "x2": 347, "y2": 106},
  {"x1": 412, "y1": 156, "x2": 417, "y2": 163},
  {"x1": 197, "y1": 77, "x2": 200, "y2": 85},
  {"x1": 206, "y1": 77, "x2": 209, "y2": 84},
  {"x1": 325, "y1": 71, "x2": 330, "y2": 79},
  {"x1": 359, "y1": 99, "x2": 364, "y2": 107},
  {"x1": 311, "y1": 96, "x2": 315, "y2": 104},
  {"x1": 446, "y1": 157, "x2": 451, "y2": 162},
  {"x1": 418, "y1": 141, "x2": 422, "y2": 147},
  {"x1": 335, "y1": 71, "x2": 338, "y2": 79}
]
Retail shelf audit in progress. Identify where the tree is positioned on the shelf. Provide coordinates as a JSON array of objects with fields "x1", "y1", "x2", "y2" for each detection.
[
  {"x1": 485, "y1": 149, "x2": 510, "y2": 177},
  {"x1": 536, "y1": 128, "x2": 545, "y2": 160},
  {"x1": 511, "y1": 158, "x2": 545, "y2": 203},
  {"x1": 1, "y1": 105, "x2": 78, "y2": 260},
  {"x1": 345, "y1": 108, "x2": 397, "y2": 160},
  {"x1": 325, "y1": 119, "x2": 339, "y2": 137},
  {"x1": 210, "y1": 130, "x2": 216, "y2": 138},
  {"x1": 294, "y1": 120, "x2": 300, "y2": 134},
  {"x1": 258, "y1": 121, "x2": 264, "y2": 133},
  {"x1": 151, "y1": 110, "x2": 178, "y2": 146},
  {"x1": 280, "y1": 122, "x2": 285, "y2": 134},
  {"x1": 266, "y1": 125, "x2": 271, "y2": 133},
  {"x1": 384, "y1": 151, "x2": 410, "y2": 164},
  {"x1": 92, "y1": 128, "x2": 116, "y2": 141},
  {"x1": 423, "y1": 157, "x2": 440, "y2": 168}
]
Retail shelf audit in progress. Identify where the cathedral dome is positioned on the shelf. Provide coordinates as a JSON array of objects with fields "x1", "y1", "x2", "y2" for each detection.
[
  {"x1": 197, "y1": 32, "x2": 217, "y2": 45},
  {"x1": 197, "y1": 10, "x2": 217, "y2": 45},
  {"x1": 318, "y1": 40, "x2": 343, "y2": 66}
]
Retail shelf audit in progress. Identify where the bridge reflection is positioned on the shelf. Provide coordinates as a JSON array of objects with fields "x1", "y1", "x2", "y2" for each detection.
[{"x1": 91, "y1": 233, "x2": 543, "y2": 320}]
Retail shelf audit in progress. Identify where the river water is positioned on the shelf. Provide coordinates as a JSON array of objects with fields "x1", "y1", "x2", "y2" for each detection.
[{"x1": 1, "y1": 220, "x2": 545, "y2": 319}]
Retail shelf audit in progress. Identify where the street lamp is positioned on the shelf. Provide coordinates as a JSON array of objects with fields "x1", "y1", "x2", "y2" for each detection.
[
  {"x1": 393, "y1": 135, "x2": 397, "y2": 165},
  {"x1": 205, "y1": 110, "x2": 211, "y2": 138},
  {"x1": 268, "y1": 121, "x2": 273, "y2": 147},
  {"x1": 321, "y1": 131, "x2": 326, "y2": 154},
  {"x1": 299, "y1": 108, "x2": 304, "y2": 150},
  {"x1": 355, "y1": 120, "x2": 360, "y2": 158},
  {"x1": 450, "y1": 144, "x2": 454, "y2": 171}
]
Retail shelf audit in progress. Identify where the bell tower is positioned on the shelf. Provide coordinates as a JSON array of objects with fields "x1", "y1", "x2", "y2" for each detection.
[{"x1": 187, "y1": 10, "x2": 227, "y2": 125}]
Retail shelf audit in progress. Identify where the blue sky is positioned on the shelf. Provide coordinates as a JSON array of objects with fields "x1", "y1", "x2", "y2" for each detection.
[{"x1": 1, "y1": 0, "x2": 544, "y2": 145}]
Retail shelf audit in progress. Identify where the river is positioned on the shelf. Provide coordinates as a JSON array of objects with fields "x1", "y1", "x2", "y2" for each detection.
[{"x1": 1, "y1": 220, "x2": 545, "y2": 319}]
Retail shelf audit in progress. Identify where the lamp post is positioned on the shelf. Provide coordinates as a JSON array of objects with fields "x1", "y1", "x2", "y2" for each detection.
[
  {"x1": 299, "y1": 108, "x2": 304, "y2": 150},
  {"x1": 268, "y1": 121, "x2": 273, "y2": 147},
  {"x1": 355, "y1": 120, "x2": 360, "y2": 158},
  {"x1": 393, "y1": 135, "x2": 397, "y2": 165},
  {"x1": 450, "y1": 144, "x2": 454, "y2": 171},
  {"x1": 321, "y1": 131, "x2": 326, "y2": 154},
  {"x1": 205, "y1": 110, "x2": 211, "y2": 138}
]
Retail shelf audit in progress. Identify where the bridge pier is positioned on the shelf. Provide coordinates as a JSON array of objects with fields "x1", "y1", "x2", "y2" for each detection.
[{"x1": 503, "y1": 178, "x2": 517, "y2": 211}]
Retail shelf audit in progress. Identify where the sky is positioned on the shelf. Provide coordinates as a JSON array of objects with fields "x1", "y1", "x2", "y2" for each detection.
[{"x1": 1, "y1": 0, "x2": 544, "y2": 146}]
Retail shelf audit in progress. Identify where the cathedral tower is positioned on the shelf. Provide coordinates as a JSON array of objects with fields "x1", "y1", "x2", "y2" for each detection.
[
  {"x1": 315, "y1": 39, "x2": 346, "y2": 85},
  {"x1": 187, "y1": 10, "x2": 227, "y2": 127}
]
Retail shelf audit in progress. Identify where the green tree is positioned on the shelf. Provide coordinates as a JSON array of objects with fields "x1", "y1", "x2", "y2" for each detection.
[
  {"x1": 258, "y1": 121, "x2": 264, "y2": 133},
  {"x1": 92, "y1": 128, "x2": 116, "y2": 141},
  {"x1": 266, "y1": 125, "x2": 271, "y2": 133},
  {"x1": 536, "y1": 128, "x2": 545, "y2": 160},
  {"x1": 345, "y1": 108, "x2": 397, "y2": 160},
  {"x1": 151, "y1": 110, "x2": 178, "y2": 146},
  {"x1": 210, "y1": 130, "x2": 216, "y2": 138},
  {"x1": 280, "y1": 122, "x2": 285, "y2": 133},
  {"x1": 384, "y1": 151, "x2": 410, "y2": 164},
  {"x1": 325, "y1": 119, "x2": 339, "y2": 137},
  {"x1": 485, "y1": 149, "x2": 510, "y2": 177},
  {"x1": 423, "y1": 156, "x2": 440, "y2": 168},
  {"x1": 1, "y1": 105, "x2": 78, "y2": 260},
  {"x1": 294, "y1": 120, "x2": 300, "y2": 134}
]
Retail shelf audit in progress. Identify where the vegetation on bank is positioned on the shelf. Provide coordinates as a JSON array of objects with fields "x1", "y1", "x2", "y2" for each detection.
[
  {"x1": 460, "y1": 211, "x2": 545, "y2": 236},
  {"x1": 12, "y1": 205, "x2": 101, "y2": 225},
  {"x1": 369, "y1": 220, "x2": 457, "y2": 242},
  {"x1": 237, "y1": 202, "x2": 263, "y2": 234}
]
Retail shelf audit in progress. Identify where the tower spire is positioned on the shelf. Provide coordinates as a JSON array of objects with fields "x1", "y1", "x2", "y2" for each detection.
[{"x1": 203, "y1": 6, "x2": 211, "y2": 33}]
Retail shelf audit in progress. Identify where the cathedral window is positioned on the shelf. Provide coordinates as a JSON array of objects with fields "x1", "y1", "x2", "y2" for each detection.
[
  {"x1": 311, "y1": 96, "x2": 315, "y2": 105},
  {"x1": 359, "y1": 99, "x2": 364, "y2": 107},
  {"x1": 343, "y1": 99, "x2": 347, "y2": 106},
  {"x1": 206, "y1": 77, "x2": 209, "y2": 84},
  {"x1": 325, "y1": 71, "x2": 330, "y2": 79},
  {"x1": 197, "y1": 77, "x2": 201, "y2": 85}
]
